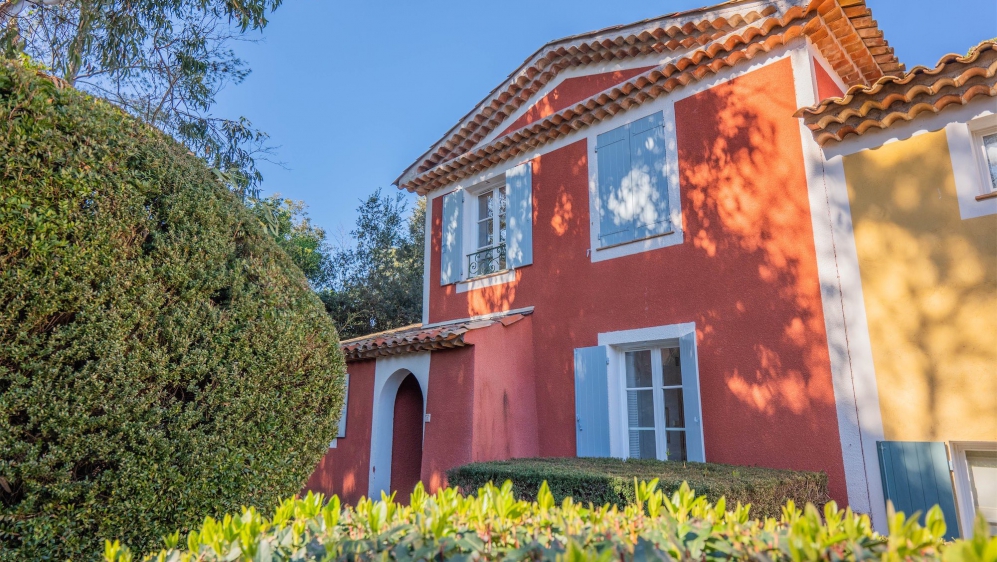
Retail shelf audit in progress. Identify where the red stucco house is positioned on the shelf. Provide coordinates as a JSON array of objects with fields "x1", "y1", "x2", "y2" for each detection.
[{"x1": 306, "y1": 0, "x2": 997, "y2": 537}]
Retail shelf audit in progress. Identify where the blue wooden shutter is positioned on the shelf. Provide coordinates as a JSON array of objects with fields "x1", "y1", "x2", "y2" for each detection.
[
  {"x1": 440, "y1": 190, "x2": 463, "y2": 285},
  {"x1": 877, "y1": 441, "x2": 959, "y2": 539},
  {"x1": 679, "y1": 331, "x2": 705, "y2": 462},
  {"x1": 596, "y1": 112, "x2": 668, "y2": 248},
  {"x1": 596, "y1": 124, "x2": 634, "y2": 247},
  {"x1": 628, "y1": 112, "x2": 670, "y2": 240},
  {"x1": 574, "y1": 346, "x2": 610, "y2": 457},
  {"x1": 506, "y1": 161, "x2": 533, "y2": 268}
]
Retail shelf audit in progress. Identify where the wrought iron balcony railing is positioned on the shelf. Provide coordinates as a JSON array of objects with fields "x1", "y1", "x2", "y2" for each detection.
[{"x1": 467, "y1": 244, "x2": 507, "y2": 279}]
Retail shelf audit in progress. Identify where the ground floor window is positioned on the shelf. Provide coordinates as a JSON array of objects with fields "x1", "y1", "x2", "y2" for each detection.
[
  {"x1": 624, "y1": 346, "x2": 687, "y2": 461},
  {"x1": 952, "y1": 442, "x2": 997, "y2": 537}
]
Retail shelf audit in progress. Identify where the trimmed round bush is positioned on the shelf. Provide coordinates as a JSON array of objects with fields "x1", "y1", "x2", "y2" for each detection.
[
  {"x1": 0, "y1": 61, "x2": 346, "y2": 560},
  {"x1": 447, "y1": 457, "x2": 830, "y2": 520}
]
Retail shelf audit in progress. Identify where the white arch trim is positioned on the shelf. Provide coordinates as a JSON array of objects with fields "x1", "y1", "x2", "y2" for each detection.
[{"x1": 368, "y1": 352, "x2": 431, "y2": 499}]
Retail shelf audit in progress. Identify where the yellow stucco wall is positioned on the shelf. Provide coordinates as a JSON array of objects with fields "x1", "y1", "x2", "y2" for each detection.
[{"x1": 842, "y1": 129, "x2": 997, "y2": 442}]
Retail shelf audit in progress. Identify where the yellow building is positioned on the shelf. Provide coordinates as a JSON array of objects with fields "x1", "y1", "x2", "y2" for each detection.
[{"x1": 797, "y1": 42, "x2": 997, "y2": 538}]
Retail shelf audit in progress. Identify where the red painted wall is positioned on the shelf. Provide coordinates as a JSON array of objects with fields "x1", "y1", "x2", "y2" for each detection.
[
  {"x1": 390, "y1": 374, "x2": 424, "y2": 501},
  {"x1": 305, "y1": 359, "x2": 375, "y2": 505},
  {"x1": 499, "y1": 67, "x2": 656, "y2": 137},
  {"x1": 466, "y1": 317, "x2": 539, "y2": 462},
  {"x1": 421, "y1": 345, "x2": 476, "y2": 492},
  {"x1": 814, "y1": 59, "x2": 844, "y2": 102},
  {"x1": 427, "y1": 58, "x2": 849, "y2": 502}
]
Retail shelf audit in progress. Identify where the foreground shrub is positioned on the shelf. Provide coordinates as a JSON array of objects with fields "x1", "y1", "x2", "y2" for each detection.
[
  {"x1": 104, "y1": 481, "x2": 996, "y2": 561},
  {"x1": 447, "y1": 457, "x2": 828, "y2": 520},
  {"x1": 0, "y1": 61, "x2": 346, "y2": 559}
]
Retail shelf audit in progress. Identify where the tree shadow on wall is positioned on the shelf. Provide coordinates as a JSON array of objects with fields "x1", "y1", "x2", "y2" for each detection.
[
  {"x1": 827, "y1": 132, "x2": 996, "y2": 441},
  {"x1": 673, "y1": 66, "x2": 841, "y2": 447}
]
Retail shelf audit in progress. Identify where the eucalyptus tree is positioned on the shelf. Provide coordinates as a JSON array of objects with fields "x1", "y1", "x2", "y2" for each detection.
[{"x1": 0, "y1": 0, "x2": 281, "y2": 196}]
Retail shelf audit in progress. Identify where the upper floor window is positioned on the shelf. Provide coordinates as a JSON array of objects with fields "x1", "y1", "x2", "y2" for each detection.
[
  {"x1": 595, "y1": 111, "x2": 672, "y2": 248},
  {"x1": 469, "y1": 186, "x2": 508, "y2": 277},
  {"x1": 968, "y1": 115, "x2": 997, "y2": 201},
  {"x1": 980, "y1": 131, "x2": 997, "y2": 195},
  {"x1": 439, "y1": 162, "x2": 533, "y2": 285}
]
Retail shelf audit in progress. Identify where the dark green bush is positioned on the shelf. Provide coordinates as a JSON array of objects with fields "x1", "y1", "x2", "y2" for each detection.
[
  {"x1": 105, "y1": 481, "x2": 995, "y2": 561},
  {"x1": 446, "y1": 457, "x2": 828, "y2": 519},
  {"x1": 0, "y1": 60, "x2": 346, "y2": 560}
]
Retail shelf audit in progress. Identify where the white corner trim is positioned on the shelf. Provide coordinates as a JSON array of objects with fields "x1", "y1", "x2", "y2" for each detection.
[
  {"x1": 792, "y1": 46, "x2": 883, "y2": 527},
  {"x1": 456, "y1": 268, "x2": 516, "y2": 293},
  {"x1": 947, "y1": 115, "x2": 997, "y2": 220},
  {"x1": 597, "y1": 322, "x2": 703, "y2": 461},
  {"x1": 950, "y1": 441, "x2": 997, "y2": 538},
  {"x1": 821, "y1": 152, "x2": 889, "y2": 532},
  {"x1": 368, "y1": 352, "x2": 431, "y2": 499},
  {"x1": 422, "y1": 196, "x2": 432, "y2": 325}
]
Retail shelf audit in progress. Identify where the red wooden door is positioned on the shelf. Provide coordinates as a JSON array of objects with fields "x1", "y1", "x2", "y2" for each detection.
[{"x1": 389, "y1": 374, "x2": 423, "y2": 502}]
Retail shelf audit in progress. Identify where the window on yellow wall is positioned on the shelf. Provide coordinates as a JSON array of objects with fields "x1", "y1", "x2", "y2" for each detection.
[
  {"x1": 981, "y1": 133, "x2": 997, "y2": 192},
  {"x1": 951, "y1": 441, "x2": 997, "y2": 538},
  {"x1": 969, "y1": 115, "x2": 997, "y2": 199}
]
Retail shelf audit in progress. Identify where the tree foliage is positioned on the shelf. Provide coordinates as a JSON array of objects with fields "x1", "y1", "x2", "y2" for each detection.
[
  {"x1": 0, "y1": 0, "x2": 281, "y2": 196},
  {"x1": 249, "y1": 195, "x2": 330, "y2": 288},
  {"x1": 321, "y1": 190, "x2": 425, "y2": 340},
  {"x1": 0, "y1": 60, "x2": 345, "y2": 560}
]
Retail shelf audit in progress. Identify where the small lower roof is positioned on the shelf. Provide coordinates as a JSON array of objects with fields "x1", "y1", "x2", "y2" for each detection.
[
  {"x1": 340, "y1": 309, "x2": 532, "y2": 362},
  {"x1": 797, "y1": 41, "x2": 997, "y2": 145}
]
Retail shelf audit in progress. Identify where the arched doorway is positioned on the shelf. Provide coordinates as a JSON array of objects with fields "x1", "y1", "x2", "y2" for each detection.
[{"x1": 389, "y1": 374, "x2": 423, "y2": 501}]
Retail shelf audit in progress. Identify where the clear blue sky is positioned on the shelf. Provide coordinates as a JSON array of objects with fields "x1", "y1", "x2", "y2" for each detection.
[{"x1": 214, "y1": 0, "x2": 997, "y2": 240}]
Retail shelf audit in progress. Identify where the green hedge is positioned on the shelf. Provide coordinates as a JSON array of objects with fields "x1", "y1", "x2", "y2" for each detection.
[
  {"x1": 104, "y1": 481, "x2": 995, "y2": 561},
  {"x1": 446, "y1": 457, "x2": 828, "y2": 520},
  {"x1": 0, "y1": 60, "x2": 346, "y2": 560}
]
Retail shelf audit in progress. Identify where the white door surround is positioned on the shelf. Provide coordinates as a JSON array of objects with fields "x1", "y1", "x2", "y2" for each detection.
[{"x1": 368, "y1": 353, "x2": 431, "y2": 499}]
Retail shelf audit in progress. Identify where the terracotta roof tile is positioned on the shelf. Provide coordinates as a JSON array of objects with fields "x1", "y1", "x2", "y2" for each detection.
[
  {"x1": 401, "y1": 8, "x2": 812, "y2": 194},
  {"x1": 339, "y1": 310, "x2": 532, "y2": 361},
  {"x1": 395, "y1": 0, "x2": 902, "y2": 193},
  {"x1": 797, "y1": 42, "x2": 997, "y2": 145}
]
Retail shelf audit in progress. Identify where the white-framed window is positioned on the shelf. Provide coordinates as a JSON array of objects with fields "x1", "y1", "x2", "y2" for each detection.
[
  {"x1": 439, "y1": 161, "x2": 533, "y2": 287},
  {"x1": 330, "y1": 373, "x2": 349, "y2": 448},
  {"x1": 970, "y1": 119, "x2": 997, "y2": 199},
  {"x1": 945, "y1": 113, "x2": 997, "y2": 220},
  {"x1": 951, "y1": 441, "x2": 997, "y2": 538},
  {"x1": 588, "y1": 323, "x2": 705, "y2": 462},
  {"x1": 623, "y1": 347, "x2": 689, "y2": 461},
  {"x1": 468, "y1": 181, "x2": 508, "y2": 278},
  {"x1": 594, "y1": 111, "x2": 673, "y2": 249},
  {"x1": 586, "y1": 105, "x2": 683, "y2": 264}
]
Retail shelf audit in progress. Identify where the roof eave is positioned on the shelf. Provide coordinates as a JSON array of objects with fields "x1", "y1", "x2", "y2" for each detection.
[{"x1": 391, "y1": 0, "x2": 784, "y2": 190}]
